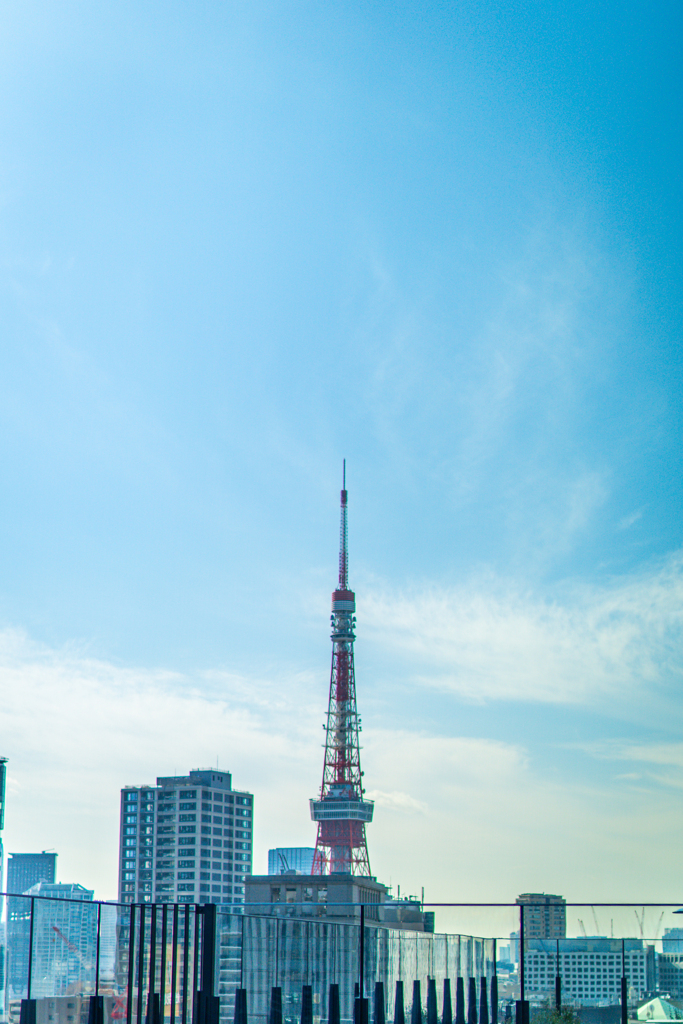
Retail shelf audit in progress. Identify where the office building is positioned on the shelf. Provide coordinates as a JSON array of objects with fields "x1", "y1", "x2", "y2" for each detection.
[
  {"x1": 6, "y1": 852, "x2": 58, "y2": 999},
  {"x1": 662, "y1": 930, "x2": 683, "y2": 955},
  {"x1": 516, "y1": 893, "x2": 567, "y2": 939},
  {"x1": 7, "y1": 852, "x2": 57, "y2": 897},
  {"x1": 524, "y1": 938, "x2": 655, "y2": 1006},
  {"x1": 267, "y1": 848, "x2": 315, "y2": 875},
  {"x1": 118, "y1": 768, "x2": 253, "y2": 905},
  {"x1": 24, "y1": 882, "x2": 95, "y2": 998}
]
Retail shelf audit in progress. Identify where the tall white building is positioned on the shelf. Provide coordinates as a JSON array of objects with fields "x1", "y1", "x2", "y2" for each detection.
[{"x1": 118, "y1": 768, "x2": 253, "y2": 906}]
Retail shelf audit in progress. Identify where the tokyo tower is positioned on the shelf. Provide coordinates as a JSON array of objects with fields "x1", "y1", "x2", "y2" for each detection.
[{"x1": 310, "y1": 463, "x2": 374, "y2": 875}]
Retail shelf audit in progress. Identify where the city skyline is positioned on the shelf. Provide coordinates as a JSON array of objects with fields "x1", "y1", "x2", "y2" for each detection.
[{"x1": 0, "y1": 0, "x2": 681, "y2": 909}]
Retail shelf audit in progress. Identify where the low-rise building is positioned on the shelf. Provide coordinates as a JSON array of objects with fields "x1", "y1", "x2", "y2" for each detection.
[
  {"x1": 244, "y1": 873, "x2": 431, "y2": 930},
  {"x1": 524, "y1": 938, "x2": 654, "y2": 1006}
]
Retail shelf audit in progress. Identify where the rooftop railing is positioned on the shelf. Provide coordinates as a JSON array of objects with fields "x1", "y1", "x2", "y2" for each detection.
[{"x1": 2, "y1": 896, "x2": 681, "y2": 1024}]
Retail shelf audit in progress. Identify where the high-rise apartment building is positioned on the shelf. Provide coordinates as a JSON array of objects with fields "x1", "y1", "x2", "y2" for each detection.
[
  {"x1": 118, "y1": 768, "x2": 253, "y2": 905},
  {"x1": 516, "y1": 892, "x2": 567, "y2": 939}
]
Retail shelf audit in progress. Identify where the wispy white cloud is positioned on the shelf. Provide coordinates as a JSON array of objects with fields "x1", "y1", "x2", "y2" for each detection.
[
  {"x1": 577, "y1": 740, "x2": 683, "y2": 792},
  {"x1": 361, "y1": 549, "x2": 683, "y2": 709}
]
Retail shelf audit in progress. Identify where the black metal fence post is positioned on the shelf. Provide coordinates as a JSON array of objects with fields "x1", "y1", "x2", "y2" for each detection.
[
  {"x1": 329, "y1": 985, "x2": 340, "y2": 1024},
  {"x1": 360, "y1": 905, "x2": 365, "y2": 1000},
  {"x1": 96, "y1": 902, "x2": 102, "y2": 996},
  {"x1": 555, "y1": 939, "x2": 561, "y2": 1011},
  {"x1": 479, "y1": 977, "x2": 489, "y2": 1024},
  {"x1": 147, "y1": 904, "x2": 158, "y2": 1024},
  {"x1": 88, "y1": 902, "x2": 105, "y2": 1024},
  {"x1": 515, "y1": 905, "x2": 528, "y2": 1024},
  {"x1": 127, "y1": 905, "x2": 137, "y2": 1024},
  {"x1": 137, "y1": 905, "x2": 147, "y2": 1024},
  {"x1": 412, "y1": 980, "x2": 422, "y2": 1024},
  {"x1": 27, "y1": 897, "x2": 35, "y2": 1000},
  {"x1": 195, "y1": 905, "x2": 219, "y2": 1024},
  {"x1": 443, "y1": 980, "x2": 453, "y2": 1024},
  {"x1": 394, "y1": 982, "x2": 405, "y2": 1024},
  {"x1": 170, "y1": 904, "x2": 179, "y2": 1024},
  {"x1": 427, "y1": 979, "x2": 437, "y2": 1024},
  {"x1": 181, "y1": 905, "x2": 190, "y2": 1024},
  {"x1": 301, "y1": 985, "x2": 313, "y2": 1024},
  {"x1": 491, "y1": 939, "x2": 498, "y2": 1024},
  {"x1": 455, "y1": 978, "x2": 465, "y2": 1024},
  {"x1": 160, "y1": 905, "x2": 168, "y2": 1024},
  {"x1": 375, "y1": 982, "x2": 386, "y2": 1024},
  {"x1": 270, "y1": 987, "x2": 283, "y2": 1024},
  {"x1": 467, "y1": 979, "x2": 477, "y2": 1024},
  {"x1": 621, "y1": 940, "x2": 628, "y2": 1024}
]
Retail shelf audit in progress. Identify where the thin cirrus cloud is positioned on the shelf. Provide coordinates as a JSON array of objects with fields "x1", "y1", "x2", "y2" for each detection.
[{"x1": 361, "y1": 549, "x2": 683, "y2": 710}]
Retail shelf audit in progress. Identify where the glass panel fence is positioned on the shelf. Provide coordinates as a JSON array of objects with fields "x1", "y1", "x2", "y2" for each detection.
[{"x1": 1, "y1": 898, "x2": 680, "y2": 1024}]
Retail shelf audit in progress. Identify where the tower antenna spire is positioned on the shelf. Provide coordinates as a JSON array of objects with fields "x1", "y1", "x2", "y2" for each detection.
[
  {"x1": 339, "y1": 460, "x2": 348, "y2": 590},
  {"x1": 310, "y1": 466, "x2": 373, "y2": 876}
]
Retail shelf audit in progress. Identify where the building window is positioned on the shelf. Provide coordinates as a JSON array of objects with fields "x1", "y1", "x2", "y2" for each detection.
[{"x1": 178, "y1": 872, "x2": 195, "y2": 880}]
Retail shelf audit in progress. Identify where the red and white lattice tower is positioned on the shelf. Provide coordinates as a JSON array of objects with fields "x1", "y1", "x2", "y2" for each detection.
[{"x1": 310, "y1": 463, "x2": 373, "y2": 875}]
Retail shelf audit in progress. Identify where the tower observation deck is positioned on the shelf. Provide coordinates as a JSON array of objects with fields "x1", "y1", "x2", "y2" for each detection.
[{"x1": 310, "y1": 463, "x2": 373, "y2": 875}]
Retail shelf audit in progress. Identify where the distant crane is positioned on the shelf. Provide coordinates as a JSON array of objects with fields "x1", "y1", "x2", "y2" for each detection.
[
  {"x1": 578, "y1": 920, "x2": 587, "y2": 937},
  {"x1": 635, "y1": 908, "x2": 646, "y2": 939},
  {"x1": 52, "y1": 925, "x2": 85, "y2": 965},
  {"x1": 654, "y1": 912, "x2": 665, "y2": 941},
  {"x1": 591, "y1": 907, "x2": 601, "y2": 935}
]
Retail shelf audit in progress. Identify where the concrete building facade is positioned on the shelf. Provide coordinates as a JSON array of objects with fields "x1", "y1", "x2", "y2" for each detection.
[{"x1": 118, "y1": 768, "x2": 253, "y2": 906}]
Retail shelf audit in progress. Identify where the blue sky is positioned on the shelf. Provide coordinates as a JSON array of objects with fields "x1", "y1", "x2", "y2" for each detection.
[{"x1": 1, "y1": 0, "x2": 682, "y2": 912}]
